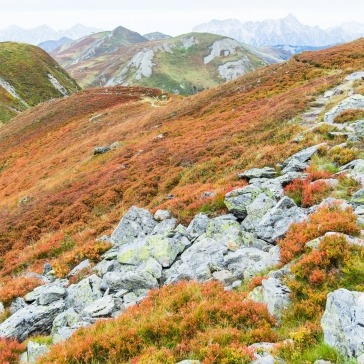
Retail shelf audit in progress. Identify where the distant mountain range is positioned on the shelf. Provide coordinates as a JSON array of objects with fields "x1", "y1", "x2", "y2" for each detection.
[
  {"x1": 193, "y1": 14, "x2": 364, "y2": 48},
  {"x1": 0, "y1": 24, "x2": 100, "y2": 45},
  {"x1": 52, "y1": 26, "x2": 280, "y2": 95}
]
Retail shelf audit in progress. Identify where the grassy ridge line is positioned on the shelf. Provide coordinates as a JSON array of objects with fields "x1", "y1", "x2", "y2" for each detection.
[{"x1": 0, "y1": 42, "x2": 80, "y2": 124}]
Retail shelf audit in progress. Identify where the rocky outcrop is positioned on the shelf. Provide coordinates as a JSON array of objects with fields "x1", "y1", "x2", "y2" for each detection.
[
  {"x1": 324, "y1": 94, "x2": 364, "y2": 123},
  {"x1": 322, "y1": 288, "x2": 364, "y2": 358}
]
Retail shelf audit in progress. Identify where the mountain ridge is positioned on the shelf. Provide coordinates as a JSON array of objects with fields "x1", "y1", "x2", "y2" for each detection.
[{"x1": 193, "y1": 14, "x2": 364, "y2": 47}]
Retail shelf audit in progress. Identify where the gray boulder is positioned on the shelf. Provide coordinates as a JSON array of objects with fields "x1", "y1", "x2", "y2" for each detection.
[
  {"x1": 255, "y1": 197, "x2": 307, "y2": 244},
  {"x1": 324, "y1": 94, "x2": 364, "y2": 123},
  {"x1": 238, "y1": 167, "x2": 277, "y2": 180},
  {"x1": 205, "y1": 214, "x2": 242, "y2": 245},
  {"x1": 224, "y1": 185, "x2": 263, "y2": 219},
  {"x1": 10, "y1": 297, "x2": 26, "y2": 315},
  {"x1": 82, "y1": 295, "x2": 117, "y2": 318},
  {"x1": 241, "y1": 193, "x2": 276, "y2": 232},
  {"x1": 249, "y1": 178, "x2": 284, "y2": 199},
  {"x1": 65, "y1": 275, "x2": 102, "y2": 313},
  {"x1": 248, "y1": 277, "x2": 291, "y2": 319},
  {"x1": 102, "y1": 271, "x2": 158, "y2": 292},
  {"x1": 351, "y1": 120, "x2": 364, "y2": 138},
  {"x1": 187, "y1": 213, "x2": 209, "y2": 238},
  {"x1": 351, "y1": 188, "x2": 364, "y2": 207},
  {"x1": 322, "y1": 288, "x2": 364, "y2": 358},
  {"x1": 282, "y1": 144, "x2": 324, "y2": 168},
  {"x1": 68, "y1": 259, "x2": 91, "y2": 278},
  {"x1": 110, "y1": 206, "x2": 157, "y2": 245},
  {"x1": 0, "y1": 299, "x2": 65, "y2": 341},
  {"x1": 37, "y1": 286, "x2": 66, "y2": 306},
  {"x1": 281, "y1": 158, "x2": 308, "y2": 174},
  {"x1": 151, "y1": 218, "x2": 177, "y2": 235},
  {"x1": 153, "y1": 209, "x2": 172, "y2": 221},
  {"x1": 22, "y1": 341, "x2": 50, "y2": 363}
]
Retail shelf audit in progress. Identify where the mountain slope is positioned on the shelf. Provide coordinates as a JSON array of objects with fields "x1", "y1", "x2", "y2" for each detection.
[
  {"x1": 0, "y1": 38, "x2": 362, "y2": 296},
  {"x1": 193, "y1": 14, "x2": 364, "y2": 47},
  {"x1": 38, "y1": 37, "x2": 73, "y2": 53},
  {"x1": 53, "y1": 26, "x2": 149, "y2": 68},
  {"x1": 53, "y1": 31, "x2": 271, "y2": 95},
  {"x1": 0, "y1": 42, "x2": 80, "y2": 124}
]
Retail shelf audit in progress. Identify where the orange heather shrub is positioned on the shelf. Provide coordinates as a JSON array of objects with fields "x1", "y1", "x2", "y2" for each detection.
[
  {"x1": 0, "y1": 338, "x2": 25, "y2": 364},
  {"x1": 284, "y1": 170, "x2": 334, "y2": 207},
  {"x1": 39, "y1": 281, "x2": 277, "y2": 364},
  {"x1": 0, "y1": 276, "x2": 42, "y2": 305},
  {"x1": 279, "y1": 204, "x2": 360, "y2": 264}
]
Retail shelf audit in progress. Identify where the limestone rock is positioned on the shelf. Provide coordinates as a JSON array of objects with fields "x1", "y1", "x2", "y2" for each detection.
[
  {"x1": 324, "y1": 94, "x2": 364, "y2": 123},
  {"x1": 24, "y1": 341, "x2": 50, "y2": 363},
  {"x1": 0, "y1": 299, "x2": 65, "y2": 341},
  {"x1": 282, "y1": 144, "x2": 324, "y2": 168},
  {"x1": 37, "y1": 285, "x2": 66, "y2": 306},
  {"x1": 249, "y1": 277, "x2": 291, "y2": 319},
  {"x1": 68, "y1": 259, "x2": 91, "y2": 278},
  {"x1": 255, "y1": 197, "x2": 307, "y2": 244},
  {"x1": 65, "y1": 275, "x2": 102, "y2": 313},
  {"x1": 153, "y1": 209, "x2": 172, "y2": 221},
  {"x1": 238, "y1": 167, "x2": 277, "y2": 180},
  {"x1": 224, "y1": 185, "x2": 263, "y2": 219},
  {"x1": 241, "y1": 193, "x2": 276, "y2": 232},
  {"x1": 187, "y1": 213, "x2": 209, "y2": 238},
  {"x1": 10, "y1": 297, "x2": 26, "y2": 315},
  {"x1": 110, "y1": 206, "x2": 157, "y2": 245},
  {"x1": 82, "y1": 295, "x2": 117, "y2": 318},
  {"x1": 322, "y1": 288, "x2": 364, "y2": 358}
]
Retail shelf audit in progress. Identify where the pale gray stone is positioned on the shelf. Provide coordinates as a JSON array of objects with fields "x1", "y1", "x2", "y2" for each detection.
[
  {"x1": 255, "y1": 197, "x2": 307, "y2": 244},
  {"x1": 25, "y1": 341, "x2": 50, "y2": 363},
  {"x1": 68, "y1": 259, "x2": 91, "y2": 278},
  {"x1": 37, "y1": 286, "x2": 66, "y2": 306},
  {"x1": 322, "y1": 288, "x2": 364, "y2": 357},
  {"x1": 153, "y1": 209, "x2": 172, "y2": 221},
  {"x1": 65, "y1": 275, "x2": 102, "y2": 313},
  {"x1": 110, "y1": 206, "x2": 157, "y2": 245},
  {"x1": 238, "y1": 167, "x2": 277, "y2": 180},
  {"x1": 82, "y1": 295, "x2": 117, "y2": 318},
  {"x1": 0, "y1": 300, "x2": 66, "y2": 341}
]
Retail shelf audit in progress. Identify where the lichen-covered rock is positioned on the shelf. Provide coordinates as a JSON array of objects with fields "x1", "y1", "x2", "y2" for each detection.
[
  {"x1": 0, "y1": 300, "x2": 65, "y2": 341},
  {"x1": 255, "y1": 197, "x2": 307, "y2": 244},
  {"x1": 241, "y1": 193, "x2": 276, "y2": 232},
  {"x1": 324, "y1": 94, "x2": 364, "y2": 123},
  {"x1": 110, "y1": 206, "x2": 157, "y2": 245},
  {"x1": 82, "y1": 295, "x2": 117, "y2": 318},
  {"x1": 153, "y1": 209, "x2": 172, "y2": 221},
  {"x1": 282, "y1": 144, "x2": 324, "y2": 168},
  {"x1": 187, "y1": 213, "x2": 209, "y2": 238},
  {"x1": 351, "y1": 188, "x2": 364, "y2": 207},
  {"x1": 68, "y1": 259, "x2": 91, "y2": 278},
  {"x1": 65, "y1": 275, "x2": 102, "y2": 313},
  {"x1": 206, "y1": 214, "x2": 242, "y2": 245},
  {"x1": 224, "y1": 185, "x2": 263, "y2": 219},
  {"x1": 281, "y1": 158, "x2": 308, "y2": 174},
  {"x1": 22, "y1": 341, "x2": 50, "y2": 363},
  {"x1": 322, "y1": 288, "x2": 364, "y2": 358},
  {"x1": 10, "y1": 297, "x2": 26, "y2": 315},
  {"x1": 37, "y1": 285, "x2": 66, "y2": 306},
  {"x1": 102, "y1": 271, "x2": 158, "y2": 292},
  {"x1": 248, "y1": 277, "x2": 291, "y2": 319},
  {"x1": 238, "y1": 167, "x2": 277, "y2": 180}
]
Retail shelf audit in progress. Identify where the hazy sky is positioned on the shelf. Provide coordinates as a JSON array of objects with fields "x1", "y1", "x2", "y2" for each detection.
[{"x1": 1, "y1": 0, "x2": 363, "y2": 35}]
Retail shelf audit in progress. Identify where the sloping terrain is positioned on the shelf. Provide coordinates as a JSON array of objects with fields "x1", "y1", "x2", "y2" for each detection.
[
  {"x1": 0, "y1": 42, "x2": 80, "y2": 124},
  {"x1": 53, "y1": 30, "x2": 271, "y2": 95},
  {"x1": 0, "y1": 39, "x2": 362, "y2": 292}
]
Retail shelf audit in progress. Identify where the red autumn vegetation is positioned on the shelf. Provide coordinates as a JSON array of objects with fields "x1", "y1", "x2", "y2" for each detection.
[
  {"x1": 0, "y1": 40, "x2": 363, "y2": 298},
  {"x1": 279, "y1": 204, "x2": 360, "y2": 264},
  {"x1": 0, "y1": 338, "x2": 25, "y2": 364},
  {"x1": 39, "y1": 281, "x2": 276, "y2": 364}
]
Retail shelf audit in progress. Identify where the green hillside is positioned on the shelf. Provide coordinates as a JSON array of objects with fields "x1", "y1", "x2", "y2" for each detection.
[{"x1": 0, "y1": 42, "x2": 80, "y2": 124}]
